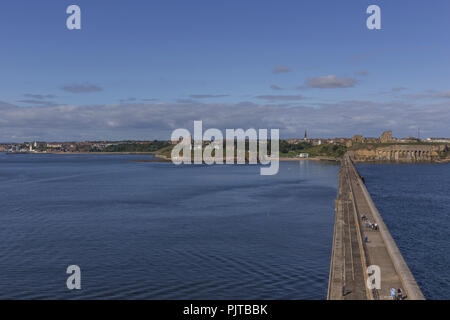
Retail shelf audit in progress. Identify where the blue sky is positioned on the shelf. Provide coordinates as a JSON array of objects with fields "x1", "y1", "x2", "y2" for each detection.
[{"x1": 0, "y1": 0, "x2": 449, "y2": 141}]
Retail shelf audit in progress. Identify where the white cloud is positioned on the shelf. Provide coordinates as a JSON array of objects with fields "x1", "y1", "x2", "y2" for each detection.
[
  {"x1": 1, "y1": 98, "x2": 449, "y2": 141},
  {"x1": 306, "y1": 75, "x2": 357, "y2": 88},
  {"x1": 272, "y1": 66, "x2": 292, "y2": 74},
  {"x1": 189, "y1": 94, "x2": 229, "y2": 99},
  {"x1": 256, "y1": 95, "x2": 305, "y2": 101},
  {"x1": 61, "y1": 83, "x2": 103, "y2": 93}
]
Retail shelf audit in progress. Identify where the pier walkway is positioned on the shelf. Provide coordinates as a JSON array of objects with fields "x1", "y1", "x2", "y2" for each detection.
[{"x1": 328, "y1": 154, "x2": 424, "y2": 300}]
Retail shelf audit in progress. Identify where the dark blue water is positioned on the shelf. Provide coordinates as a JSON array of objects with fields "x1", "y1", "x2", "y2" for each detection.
[
  {"x1": 0, "y1": 154, "x2": 338, "y2": 299},
  {"x1": 357, "y1": 163, "x2": 450, "y2": 300}
]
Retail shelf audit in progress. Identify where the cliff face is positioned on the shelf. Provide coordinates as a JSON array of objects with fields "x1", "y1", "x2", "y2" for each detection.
[{"x1": 352, "y1": 144, "x2": 448, "y2": 162}]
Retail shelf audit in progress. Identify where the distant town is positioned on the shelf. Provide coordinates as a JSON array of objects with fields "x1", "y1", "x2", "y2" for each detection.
[{"x1": 0, "y1": 140, "x2": 170, "y2": 154}]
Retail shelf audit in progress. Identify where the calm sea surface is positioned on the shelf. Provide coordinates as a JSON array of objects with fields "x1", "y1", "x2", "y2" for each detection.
[
  {"x1": 2, "y1": 155, "x2": 447, "y2": 300},
  {"x1": 0, "y1": 153, "x2": 338, "y2": 299},
  {"x1": 357, "y1": 163, "x2": 450, "y2": 300}
]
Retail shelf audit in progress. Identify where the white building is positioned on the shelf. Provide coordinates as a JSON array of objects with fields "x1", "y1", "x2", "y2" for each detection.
[{"x1": 297, "y1": 153, "x2": 309, "y2": 158}]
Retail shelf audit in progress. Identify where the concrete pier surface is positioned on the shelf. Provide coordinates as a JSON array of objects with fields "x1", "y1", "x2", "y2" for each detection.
[{"x1": 328, "y1": 154, "x2": 425, "y2": 300}]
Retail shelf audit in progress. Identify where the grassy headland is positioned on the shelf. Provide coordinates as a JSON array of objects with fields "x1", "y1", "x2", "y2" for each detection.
[{"x1": 154, "y1": 140, "x2": 347, "y2": 161}]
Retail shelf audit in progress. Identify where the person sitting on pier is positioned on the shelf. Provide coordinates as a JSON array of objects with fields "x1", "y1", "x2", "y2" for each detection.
[
  {"x1": 366, "y1": 221, "x2": 374, "y2": 229},
  {"x1": 397, "y1": 288, "x2": 403, "y2": 300},
  {"x1": 390, "y1": 288, "x2": 396, "y2": 300}
]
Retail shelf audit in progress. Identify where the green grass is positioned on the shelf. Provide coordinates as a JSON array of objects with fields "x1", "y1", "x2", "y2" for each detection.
[{"x1": 160, "y1": 140, "x2": 347, "y2": 160}]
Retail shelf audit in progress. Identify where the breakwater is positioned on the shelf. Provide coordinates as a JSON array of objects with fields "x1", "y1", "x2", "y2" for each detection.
[{"x1": 328, "y1": 154, "x2": 424, "y2": 300}]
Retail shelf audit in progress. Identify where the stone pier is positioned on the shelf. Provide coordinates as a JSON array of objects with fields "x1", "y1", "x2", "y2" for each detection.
[{"x1": 328, "y1": 154, "x2": 425, "y2": 300}]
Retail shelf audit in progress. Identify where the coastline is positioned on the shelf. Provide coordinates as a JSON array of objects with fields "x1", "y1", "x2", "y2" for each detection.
[
  {"x1": 2, "y1": 151, "x2": 157, "y2": 155},
  {"x1": 279, "y1": 156, "x2": 340, "y2": 162},
  {"x1": 4, "y1": 152, "x2": 448, "y2": 164},
  {"x1": 0, "y1": 152, "x2": 341, "y2": 163}
]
